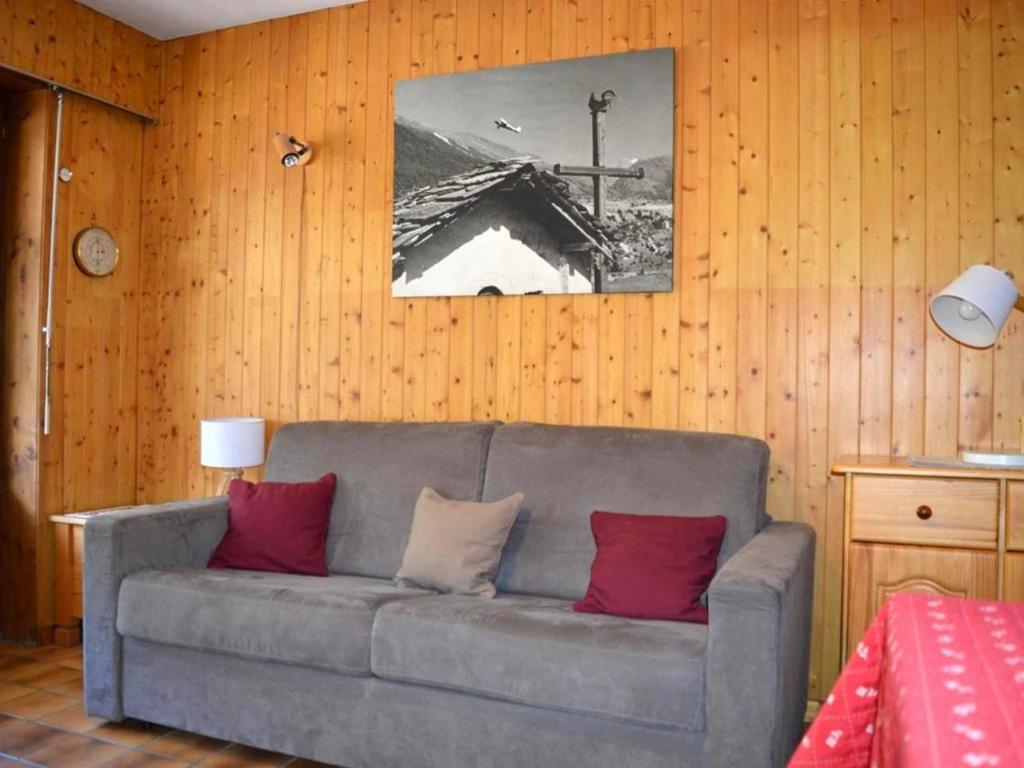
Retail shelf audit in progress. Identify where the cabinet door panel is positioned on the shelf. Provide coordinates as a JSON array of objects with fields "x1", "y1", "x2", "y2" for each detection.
[
  {"x1": 1008, "y1": 482, "x2": 1024, "y2": 552},
  {"x1": 1007, "y1": 553, "x2": 1024, "y2": 602},
  {"x1": 845, "y1": 543, "x2": 998, "y2": 656}
]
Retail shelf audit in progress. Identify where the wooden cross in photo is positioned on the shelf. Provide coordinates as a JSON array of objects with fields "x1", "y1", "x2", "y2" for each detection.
[
  {"x1": 554, "y1": 90, "x2": 644, "y2": 292},
  {"x1": 554, "y1": 90, "x2": 645, "y2": 223}
]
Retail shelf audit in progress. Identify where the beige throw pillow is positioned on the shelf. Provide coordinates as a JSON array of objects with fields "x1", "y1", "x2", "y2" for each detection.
[{"x1": 395, "y1": 487, "x2": 524, "y2": 598}]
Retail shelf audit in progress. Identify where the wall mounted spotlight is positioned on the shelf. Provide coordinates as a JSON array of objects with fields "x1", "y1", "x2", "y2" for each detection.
[{"x1": 274, "y1": 132, "x2": 312, "y2": 168}]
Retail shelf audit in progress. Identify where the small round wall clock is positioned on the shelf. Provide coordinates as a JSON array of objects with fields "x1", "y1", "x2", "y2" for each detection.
[{"x1": 72, "y1": 226, "x2": 119, "y2": 277}]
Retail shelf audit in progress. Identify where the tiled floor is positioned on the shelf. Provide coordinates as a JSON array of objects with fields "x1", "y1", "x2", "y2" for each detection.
[{"x1": 0, "y1": 643, "x2": 335, "y2": 768}]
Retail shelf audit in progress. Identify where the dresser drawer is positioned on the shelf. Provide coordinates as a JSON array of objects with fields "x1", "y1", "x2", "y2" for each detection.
[{"x1": 850, "y1": 476, "x2": 998, "y2": 549}]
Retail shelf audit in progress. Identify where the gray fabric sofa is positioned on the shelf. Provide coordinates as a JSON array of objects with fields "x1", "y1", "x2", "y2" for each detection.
[{"x1": 83, "y1": 421, "x2": 814, "y2": 768}]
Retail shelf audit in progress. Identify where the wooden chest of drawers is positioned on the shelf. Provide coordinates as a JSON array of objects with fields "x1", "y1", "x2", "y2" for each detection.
[{"x1": 834, "y1": 457, "x2": 1024, "y2": 660}]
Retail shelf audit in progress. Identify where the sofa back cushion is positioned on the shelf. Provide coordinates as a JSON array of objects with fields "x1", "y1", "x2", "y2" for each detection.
[
  {"x1": 482, "y1": 422, "x2": 770, "y2": 600},
  {"x1": 263, "y1": 421, "x2": 497, "y2": 578}
]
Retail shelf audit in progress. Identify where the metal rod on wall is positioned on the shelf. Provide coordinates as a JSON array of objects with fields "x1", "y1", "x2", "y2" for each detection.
[
  {"x1": 0, "y1": 61, "x2": 156, "y2": 124},
  {"x1": 42, "y1": 86, "x2": 64, "y2": 436}
]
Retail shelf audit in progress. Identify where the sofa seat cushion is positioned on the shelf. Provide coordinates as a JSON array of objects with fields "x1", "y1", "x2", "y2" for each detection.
[
  {"x1": 117, "y1": 569, "x2": 433, "y2": 676},
  {"x1": 371, "y1": 594, "x2": 707, "y2": 731}
]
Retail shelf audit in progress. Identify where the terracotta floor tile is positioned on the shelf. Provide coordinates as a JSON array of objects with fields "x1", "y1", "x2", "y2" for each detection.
[
  {"x1": 13, "y1": 665, "x2": 81, "y2": 690},
  {"x1": 0, "y1": 690, "x2": 77, "y2": 719},
  {"x1": 199, "y1": 746, "x2": 282, "y2": 766},
  {"x1": 100, "y1": 752, "x2": 190, "y2": 768},
  {"x1": 25, "y1": 730, "x2": 130, "y2": 768},
  {"x1": 0, "y1": 643, "x2": 31, "y2": 657},
  {"x1": 0, "y1": 682, "x2": 34, "y2": 705},
  {"x1": 0, "y1": 719, "x2": 69, "y2": 758},
  {"x1": 40, "y1": 702, "x2": 107, "y2": 734},
  {"x1": 19, "y1": 647, "x2": 81, "y2": 665},
  {"x1": 196, "y1": 743, "x2": 293, "y2": 767},
  {"x1": 0, "y1": 658, "x2": 51, "y2": 684},
  {"x1": 0, "y1": 645, "x2": 339, "y2": 767},
  {"x1": 42, "y1": 677, "x2": 83, "y2": 700},
  {"x1": 90, "y1": 719, "x2": 167, "y2": 748},
  {"x1": 143, "y1": 730, "x2": 228, "y2": 763}
]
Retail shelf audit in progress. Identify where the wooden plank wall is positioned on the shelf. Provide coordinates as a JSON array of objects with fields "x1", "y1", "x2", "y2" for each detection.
[
  {"x1": 134, "y1": 0, "x2": 1024, "y2": 699},
  {"x1": 0, "y1": 88, "x2": 144, "y2": 641},
  {"x1": 0, "y1": 91, "x2": 53, "y2": 640},
  {"x1": 0, "y1": 0, "x2": 160, "y2": 116},
  {"x1": 39, "y1": 94, "x2": 145, "y2": 520},
  {"x1": 0, "y1": 0, "x2": 155, "y2": 638}
]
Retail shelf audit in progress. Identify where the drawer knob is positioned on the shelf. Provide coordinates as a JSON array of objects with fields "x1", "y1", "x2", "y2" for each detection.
[{"x1": 916, "y1": 504, "x2": 933, "y2": 521}]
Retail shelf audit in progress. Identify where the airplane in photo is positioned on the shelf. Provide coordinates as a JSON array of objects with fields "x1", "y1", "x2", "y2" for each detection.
[{"x1": 494, "y1": 118, "x2": 522, "y2": 133}]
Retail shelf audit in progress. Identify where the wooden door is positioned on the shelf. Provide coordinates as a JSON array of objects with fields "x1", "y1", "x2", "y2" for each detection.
[{"x1": 0, "y1": 89, "x2": 54, "y2": 641}]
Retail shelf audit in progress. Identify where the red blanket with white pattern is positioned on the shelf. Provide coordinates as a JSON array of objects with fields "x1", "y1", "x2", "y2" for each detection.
[{"x1": 789, "y1": 594, "x2": 1024, "y2": 768}]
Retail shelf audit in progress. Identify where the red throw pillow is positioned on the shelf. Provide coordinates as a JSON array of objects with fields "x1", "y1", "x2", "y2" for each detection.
[
  {"x1": 207, "y1": 473, "x2": 337, "y2": 576},
  {"x1": 573, "y1": 511, "x2": 727, "y2": 623}
]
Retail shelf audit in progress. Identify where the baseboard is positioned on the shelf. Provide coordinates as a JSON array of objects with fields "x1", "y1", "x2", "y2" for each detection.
[
  {"x1": 804, "y1": 699, "x2": 821, "y2": 724},
  {"x1": 32, "y1": 623, "x2": 81, "y2": 647}
]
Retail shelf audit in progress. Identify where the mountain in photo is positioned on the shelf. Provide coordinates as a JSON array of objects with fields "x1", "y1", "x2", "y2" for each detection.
[
  {"x1": 394, "y1": 116, "x2": 520, "y2": 196},
  {"x1": 607, "y1": 156, "x2": 673, "y2": 201}
]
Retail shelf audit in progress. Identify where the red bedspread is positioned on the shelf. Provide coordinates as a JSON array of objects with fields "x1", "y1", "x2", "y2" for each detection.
[{"x1": 790, "y1": 593, "x2": 1024, "y2": 768}]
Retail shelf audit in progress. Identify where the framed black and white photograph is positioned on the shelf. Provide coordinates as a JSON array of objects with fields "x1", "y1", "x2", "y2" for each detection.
[{"x1": 392, "y1": 48, "x2": 675, "y2": 298}]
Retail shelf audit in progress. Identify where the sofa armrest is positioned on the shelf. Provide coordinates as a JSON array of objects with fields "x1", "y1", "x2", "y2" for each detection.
[
  {"x1": 83, "y1": 498, "x2": 228, "y2": 720},
  {"x1": 703, "y1": 521, "x2": 815, "y2": 768}
]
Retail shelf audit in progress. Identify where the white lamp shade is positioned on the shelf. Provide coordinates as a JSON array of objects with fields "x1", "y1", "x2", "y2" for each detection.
[
  {"x1": 929, "y1": 265, "x2": 1019, "y2": 348},
  {"x1": 200, "y1": 417, "x2": 266, "y2": 468}
]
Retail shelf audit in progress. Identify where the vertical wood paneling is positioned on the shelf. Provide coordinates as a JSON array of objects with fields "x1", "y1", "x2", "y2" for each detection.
[
  {"x1": 923, "y1": 0, "x2": 960, "y2": 456},
  {"x1": 59, "y1": 96, "x2": 142, "y2": 513},
  {"x1": 765, "y1": 0, "x2": 799, "y2": 527},
  {"x1": 992, "y1": 0, "x2": 1024, "y2": 452},
  {"x1": 243, "y1": 24, "x2": 272, "y2": 422},
  {"x1": 707, "y1": 0, "x2": 739, "y2": 434},
  {"x1": 298, "y1": 14, "x2": 328, "y2": 421},
  {"x1": 0, "y1": 90, "x2": 51, "y2": 639},
  {"x1": 0, "y1": 0, "x2": 159, "y2": 116},
  {"x1": 258, "y1": 19, "x2": 290, "y2": 433},
  {"x1": 735, "y1": 0, "x2": 768, "y2": 440},
  {"x1": 132, "y1": 0, "x2": 1024, "y2": 701},
  {"x1": 425, "y1": 0, "x2": 453, "y2": 423},
  {"x1": 859, "y1": 0, "x2": 893, "y2": 456},
  {"x1": 957, "y1": 0, "x2": 993, "y2": 452},
  {"x1": 796, "y1": 0, "x2": 831, "y2": 700},
  {"x1": 622, "y1": 1, "x2": 654, "y2": 428},
  {"x1": 648, "y1": 0, "x2": 681, "y2": 431},
  {"x1": 825, "y1": 0, "x2": 860, "y2": 696},
  {"x1": 891, "y1": 0, "x2": 927, "y2": 457},
  {"x1": 679, "y1": 0, "x2": 710, "y2": 433}
]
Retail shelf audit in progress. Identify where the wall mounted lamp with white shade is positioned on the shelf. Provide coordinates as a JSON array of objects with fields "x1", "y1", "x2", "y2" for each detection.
[
  {"x1": 200, "y1": 417, "x2": 266, "y2": 495},
  {"x1": 929, "y1": 265, "x2": 1024, "y2": 465}
]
